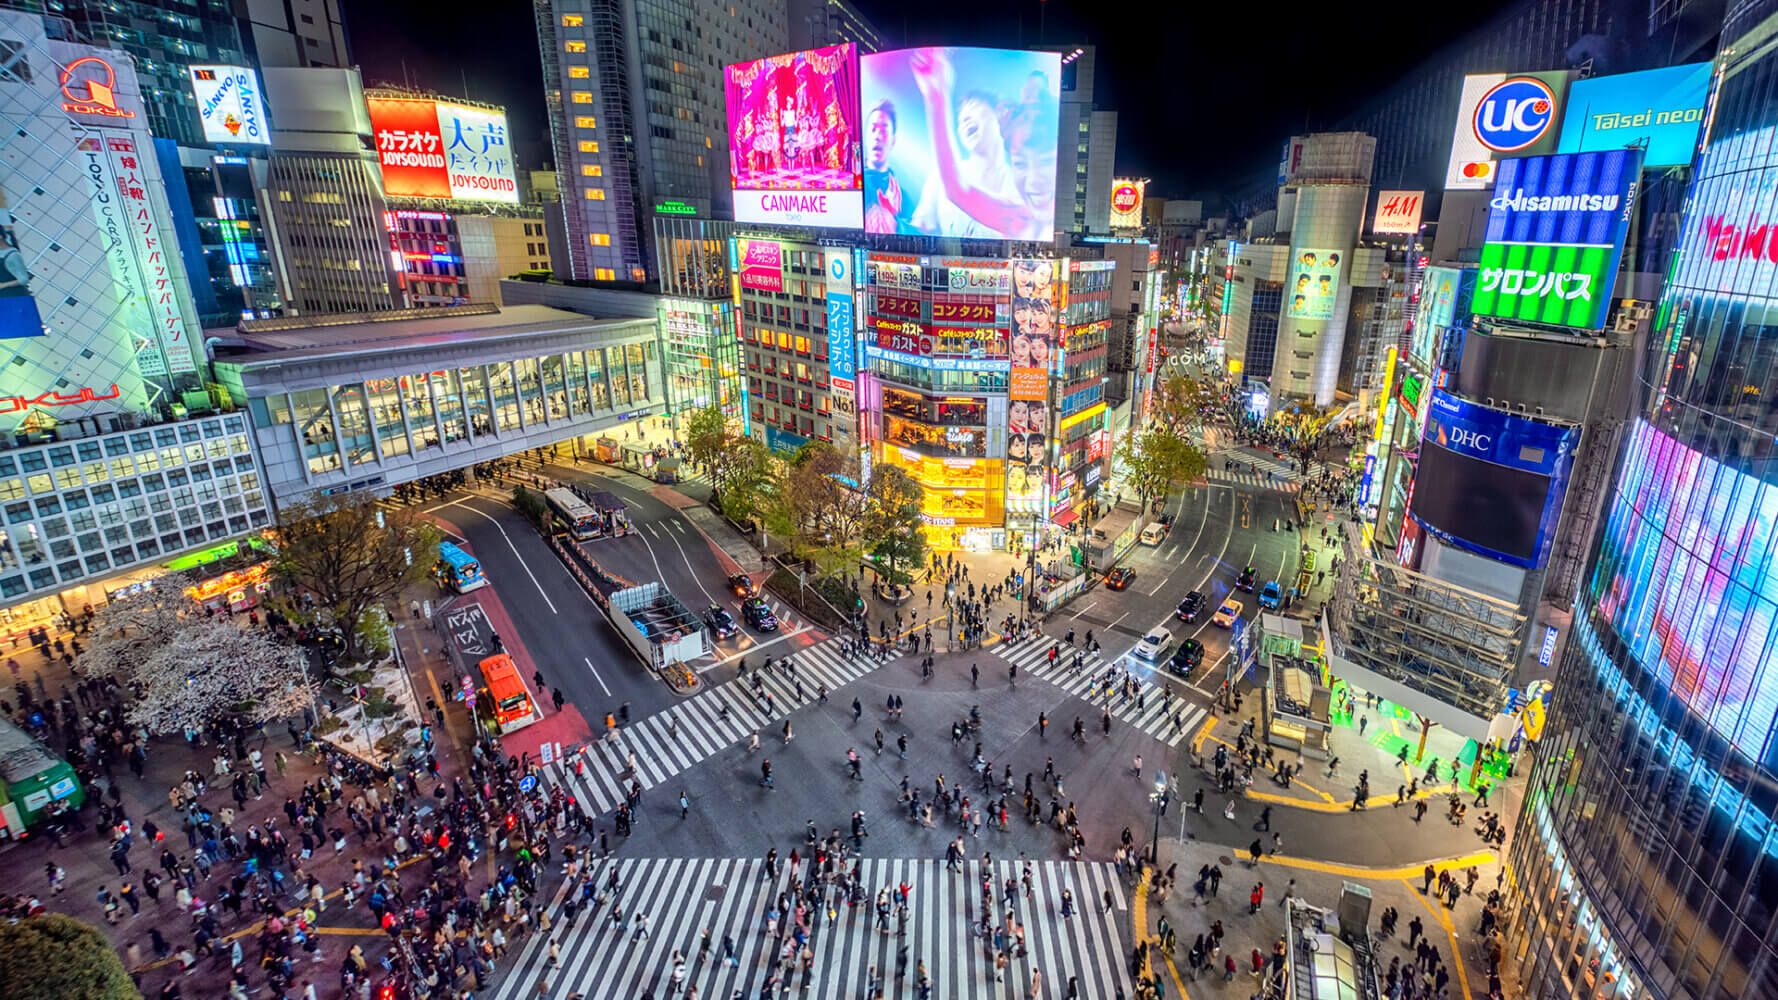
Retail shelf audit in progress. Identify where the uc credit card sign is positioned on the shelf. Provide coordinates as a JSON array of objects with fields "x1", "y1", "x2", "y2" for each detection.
[
  {"x1": 1445, "y1": 71, "x2": 1571, "y2": 189},
  {"x1": 1471, "y1": 149, "x2": 1642, "y2": 330}
]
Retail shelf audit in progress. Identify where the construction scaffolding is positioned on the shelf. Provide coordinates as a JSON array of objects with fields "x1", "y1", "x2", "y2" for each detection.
[{"x1": 1324, "y1": 521, "x2": 1526, "y2": 730}]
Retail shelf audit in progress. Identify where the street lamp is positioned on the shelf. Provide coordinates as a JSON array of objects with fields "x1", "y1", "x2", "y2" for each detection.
[{"x1": 1149, "y1": 771, "x2": 1169, "y2": 864}]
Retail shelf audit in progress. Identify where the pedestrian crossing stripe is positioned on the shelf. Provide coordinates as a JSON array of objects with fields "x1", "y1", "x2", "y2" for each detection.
[
  {"x1": 490, "y1": 857, "x2": 1135, "y2": 1000},
  {"x1": 538, "y1": 638, "x2": 887, "y2": 818},
  {"x1": 994, "y1": 636, "x2": 1208, "y2": 748},
  {"x1": 1205, "y1": 467, "x2": 1302, "y2": 493}
]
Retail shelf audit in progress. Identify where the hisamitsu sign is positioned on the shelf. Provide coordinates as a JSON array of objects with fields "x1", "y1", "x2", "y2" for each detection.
[{"x1": 1470, "y1": 149, "x2": 1641, "y2": 330}]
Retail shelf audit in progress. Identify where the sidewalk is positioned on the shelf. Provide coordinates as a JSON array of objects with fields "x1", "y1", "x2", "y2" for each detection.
[{"x1": 1138, "y1": 837, "x2": 1506, "y2": 1000}]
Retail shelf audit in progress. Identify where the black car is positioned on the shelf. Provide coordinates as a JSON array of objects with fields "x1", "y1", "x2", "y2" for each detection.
[
  {"x1": 727, "y1": 573, "x2": 758, "y2": 598},
  {"x1": 1177, "y1": 591, "x2": 1206, "y2": 621},
  {"x1": 704, "y1": 604, "x2": 739, "y2": 640},
  {"x1": 1236, "y1": 566, "x2": 1257, "y2": 592},
  {"x1": 1105, "y1": 567, "x2": 1136, "y2": 591},
  {"x1": 741, "y1": 597, "x2": 778, "y2": 632},
  {"x1": 1168, "y1": 639, "x2": 1205, "y2": 675}
]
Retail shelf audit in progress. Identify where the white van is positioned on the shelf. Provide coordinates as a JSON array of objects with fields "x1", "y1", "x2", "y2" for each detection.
[{"x1": 1140, "y1": 522, "x2": 1167, "y2": 546}]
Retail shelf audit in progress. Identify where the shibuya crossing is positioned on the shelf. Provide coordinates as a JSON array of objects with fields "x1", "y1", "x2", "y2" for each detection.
[{"x1": 2, "y1": 2, "x2": 1774, "y2": 1000}]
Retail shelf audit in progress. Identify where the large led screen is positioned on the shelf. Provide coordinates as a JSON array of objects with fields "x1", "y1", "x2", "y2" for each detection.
[
  {"x1": 1285, "y1": 248, "x2": 1342, "y2": 320},
  {"x1": 1409, "y1": 440, "x2": 1551, "y2": 565},
  {"x1": 1592, "y1": 420, "x2": 1778, "y2": 758},
  {"x1": 1471, "y1": 149, "x2": 1641, "y2": 330},
  {"x1": 860, "y1": 47, "x2": 1061, "y2": 240},
  {"x1": 725, "y1": 44, "x2": 862, "y2": 228},
  {"x1": 1557, "y1": 62, "x2": 1711, "y2": 169}
]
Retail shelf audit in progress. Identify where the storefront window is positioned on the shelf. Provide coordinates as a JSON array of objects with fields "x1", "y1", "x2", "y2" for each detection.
[
  {"x1": 567, "y1": 352, "x2": 590, "y2": 414},
  {"x1": 587, "y1": 350, "x2": 609, "y2": 410},
  {"x1": 489, "y1": 362, "x2": 520, "y2": 432},
  {"x1": 515, "y1": 357, "x2": 544, "y2": 426},
  {"x1": 461, "y1": 366, "x2": 492, "y2": 437},
  {"x1": 332, "y1": 384, "x2": 375, "y2": 466},
  {"x1": 292, "y1": 388, "x2": 340, "y2": 475},
  {"x1": 403, "y1": 374, "x2": 439, "y2": 451},
  {"x1": 609, "y1": 348, "x2": 631, "y2": 407},
  {"x1": 432, "y1": 370, "x2": 466, "y2": 444},
  {"x1": 541, "y1": 354, "x2": 568, "y2": 421},
  {"x1": 366, "y1": 378, "x2": 408, "y2": 460},
  {"x1": 884, "y1": 415, "x2": 986, "y2": 457}
]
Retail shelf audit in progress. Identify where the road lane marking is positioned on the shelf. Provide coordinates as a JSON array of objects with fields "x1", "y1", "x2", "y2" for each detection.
[
  {"x1": 582, "y1": 655, "x2": 612, "y2": 697},
  {"x1": 443, "y1": 500, "x2": 558, "y2": 615}
]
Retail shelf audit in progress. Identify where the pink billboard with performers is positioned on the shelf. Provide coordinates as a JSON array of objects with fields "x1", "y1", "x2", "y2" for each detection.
[{"x1": 725, "y1": 43, "x2": 863, "y2": 229}]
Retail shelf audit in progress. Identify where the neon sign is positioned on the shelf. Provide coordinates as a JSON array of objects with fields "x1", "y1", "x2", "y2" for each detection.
[
  {"x1": 60, "y1": 56, "x2": 136, "y2": 119},
  {"x1": 0, "y1": 385, "x2": 122, "y2": 414}
]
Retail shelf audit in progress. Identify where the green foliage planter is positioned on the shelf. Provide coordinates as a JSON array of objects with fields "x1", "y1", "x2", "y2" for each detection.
[{"x1": 0, "y1": 914, "x2": 137, "y2": 999}]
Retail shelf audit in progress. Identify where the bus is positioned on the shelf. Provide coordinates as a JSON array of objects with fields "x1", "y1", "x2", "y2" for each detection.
[
  {"x1": 545, "y1": 487, "x2": 599, "y2": 540},
  {"x1": 477, "y1": 653, "x2": 538, "y2": 733},
  {"x1": 434, "y1": 541, "x2": 486, "y2": 593},
  {"x1": 0, "y1": 715, "x2": 83, "y2": 839}
]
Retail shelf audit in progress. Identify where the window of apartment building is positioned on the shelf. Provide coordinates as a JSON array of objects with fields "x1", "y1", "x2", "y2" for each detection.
[
  {"x1": 562, "y1": 14, "x2": 584, "y2": 25},
  {"x1": 569, "y1": 67, "x2": 590, "y2": 79},
  {"x1": 588, "y1": 233, "x2": 611, "y2": 246},
  {"x1": 595, "y1": 268, "x2": 616, "y2": 280},
  {"x1": 565, "y1": 40, "x2": 586, "y2": 53},
  {"x1": 579, "y1": 140, "x2": 599, "y2": 153},
  {"x1": 574, "y1": 116, "x2": 597, "y2": 129},
  {"x1": 584, "y1": 188, "x2": 605, "y2": 200},
  {"x1": 580, "y1": 165, "x2": 603, "y2": 176}
]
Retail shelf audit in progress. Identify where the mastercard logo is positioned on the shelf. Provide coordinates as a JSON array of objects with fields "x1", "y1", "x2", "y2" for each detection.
[{"x1": 1460, "y1": 161, "x2": 1494, "y2": 180}]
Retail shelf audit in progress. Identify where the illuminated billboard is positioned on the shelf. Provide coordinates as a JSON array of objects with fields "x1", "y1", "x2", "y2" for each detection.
[
  {"x1": 1410, "y1": 266, "x2": 1460, "y2": 368},
  {"x1": 1410, "y1": 391, "x2": 1574, "y2": 567},
  {"x1": 367, "y1": 96, "x2": 519, "y2": 204},
  {"x1": 860, "y1": 47, "x2": 1061, "y2": 240},
  {"x1": 1592, "y1": 419, "x2": 1778, "y2": 754},
  {"x1": 1285, "y1": 248, "x2": 1342, "y2": 320},
  {"x1": 0, "y1": 193, "x2": 43, "y2": 340},
  {"x1": 1445, "y1": 71, "x2": 1570, "y2": 189},
  {"x1": 188, "y1": 65, "x2": 268, "y2": 145},
  {"x1": 1372, "y1": 190, "x2": 1424, "y2": 235},
  {"x1": 736, "y1": 239, "x2": 783, "y2": 293},
  {"x1": 725, "y1": 44, "x2": 863, "y2": 228},
  {"x1": 1109, "y1": 178, "x2": 1144, "y2": 229},
  {"x1": 1471, "y1": 149, "x2": 1641, "y2": 330},
  {"x1": 823, "y1": 248, "x2": 856, "y2": 390},
  {"x1": 1670, "y1": 124, "x2": 1778, "y2": 301},
  {"x1": 1557, "y1": 62, "x2": 1711, "y2": 169},
  {"x1": 1009, "y1": 258, "x2": 1056, "y2": 370}
]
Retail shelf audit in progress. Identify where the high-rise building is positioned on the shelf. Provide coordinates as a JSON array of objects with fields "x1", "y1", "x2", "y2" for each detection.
[
  {"x1": 534, "y1": 0, "x2": 788, "y2": 285},
  {"x1": 259, "y1": 67, "x2": 401, "y2": 314},
  {"x1": 1046, "y1": 46, "x2": 1116, "y2": 235},
  {"x1": 244, "y1": 0, "x2": 350, "y2": 70},
  {"x1": 8, "y1": 0, "x2": 314, "y2": 324},
  {"x1": 786, "y1": 0, "x2": 881, "y2": 52},
  {"x1": 1506, "y1": 1, "x2": 1778, "y2": 995}
]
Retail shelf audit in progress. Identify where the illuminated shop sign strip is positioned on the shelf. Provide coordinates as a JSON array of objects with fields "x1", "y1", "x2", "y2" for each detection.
[
  {"x1": 864, "y1": 346, "x2": 1009, "y2": 372},
  {"x1": 1058, "y1": 401, "x2": 1105, "y2": 433}
]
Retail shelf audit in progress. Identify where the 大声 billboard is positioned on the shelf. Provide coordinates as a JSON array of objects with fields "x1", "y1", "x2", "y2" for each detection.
[
  {"x1": 1109, "y1": 178, "x2": 1144, "y2": 229},
  {"x1": 860, "y1": 47, "x2": 1060, "y2": 240},
  {"x1": 1557, "y1": 62, "x2": 1712, "y2": 169},
  {"x1": 1285, "y1": 248, "x2": 1342, "y2": 320},
  {"x1": 1445, "y1": 71, "x2": 1571, "y2": 189},
  {"x1": 1372, "y1": 190, "x2": 1425, "y2": 235},
  {"x1": 725, "y1": 44, "x2": 863, "y2": 229},
  {"x1": 1470, "y1": 148, "x2": 1641, "y2": 330},
  {"x1": 188, "y1": 65, "x2": 268, "y2": 145},
  {"x1": 368, "y1": 97, "x2": 519, "y2": 204}
]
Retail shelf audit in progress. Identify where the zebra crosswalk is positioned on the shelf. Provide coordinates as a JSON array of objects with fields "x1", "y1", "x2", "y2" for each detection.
[
  {"x1": 491, "y1": 857, "x2": 1135, "y2": 1000},
  {"x1": 993, "y1": 636, "x2": 1209, "y2": 748},
  {"x1": 539, "y1": 637, "x2": 887, "y2": 818},
  {"x1": 1206, "y1": 465, "x2": 1301, "y2": 493}
]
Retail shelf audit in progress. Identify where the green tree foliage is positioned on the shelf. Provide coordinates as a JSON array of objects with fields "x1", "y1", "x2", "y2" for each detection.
[
  {"x1": 768, "y1": 442, "x2": 868, "y2": 572},
  {"x1": 863, "y1": 465, "x2": 926, "y2": 587},
  {"x1": 273, "y1": 491, "x2": 439, "y2": 661},
  {"x1": 1117, "y1": 427, "x2": 1209, "y2": 510},
  {"x1": 511, "y1": 485, "x2": 549, "y2": 532},
  {"x1": 1153, "y1": 372, "x2": 1212, "y2": 435},
  {"x1": 0, "y1": 914, "x2": 138, "y2": 1000}
]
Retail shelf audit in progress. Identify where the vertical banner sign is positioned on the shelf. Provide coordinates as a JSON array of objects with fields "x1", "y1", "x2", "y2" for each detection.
[
  {"x1": 103, "y1": 135, "x2": 197, "y2": 374},
  {"x1": 824, "y1": 248, "x2": 856, "y2": 389},
  {"x1": 78, "y1": 137, "x2": 164, "y2": 378}
]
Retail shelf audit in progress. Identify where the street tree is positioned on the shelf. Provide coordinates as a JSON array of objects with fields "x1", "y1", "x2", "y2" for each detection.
[
  {"x1": 717, "y1": 435, "x2": 776, "y2": 525},
  {"x1": 685, "y1": 405, "x2": 747, "y2": 503},
  {"x1": 1153, "y1": 372, "x2": 1212, "y2": 435},
  {"x1": 772, "y1": 441, "x2": 868, "y2": 572},
  {"x1": 0, "y1": 913, "x2": 135, "y2": 1000},
  {"x1": 1117, "y1": 426, "x2": 1209, "y2": 512},
  {"x1": 863, "y1": 465, "x2": 926, "y2": 589},
  {"x1": 125, "y1": 619, "x2": 316, "y2": 735},
  {"x1": 272, "y1": 491, "x2": 439, "y2": 661}
]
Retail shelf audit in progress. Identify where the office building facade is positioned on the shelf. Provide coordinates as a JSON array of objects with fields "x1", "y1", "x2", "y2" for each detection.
[
  {"x1": 534, "y1": 0, "x2": 788, "y2": 284},
  {"x1": 1506, "y1": 1, "x2": 1778, "y2": 995},
  {"x1": 786, "y1": 0, "x2": 881, "y2": 52}
]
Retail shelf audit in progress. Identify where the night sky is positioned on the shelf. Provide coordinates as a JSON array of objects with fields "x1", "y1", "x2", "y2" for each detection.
[{"x1": 340, "y1": 0, "x2": 1512, "y2": 206}]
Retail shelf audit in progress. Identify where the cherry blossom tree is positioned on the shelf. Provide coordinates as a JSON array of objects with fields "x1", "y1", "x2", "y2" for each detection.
[
  {"x1": 124, "y1": 619, "x2": 315, "y2": 735},
  {"x1": 75, "y1": 574, "x2": 200, "y2": 682}
]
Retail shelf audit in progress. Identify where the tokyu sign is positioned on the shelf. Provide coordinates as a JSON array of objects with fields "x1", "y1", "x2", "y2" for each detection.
[{"x1": 1470, "y1": 149, "x2": 1640, "y2": 330}]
